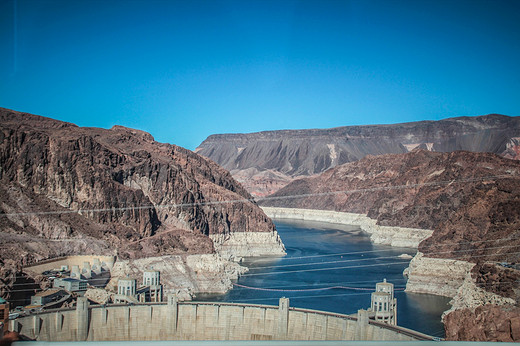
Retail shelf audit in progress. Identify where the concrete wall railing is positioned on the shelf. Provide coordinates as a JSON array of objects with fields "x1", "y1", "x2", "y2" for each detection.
[{"x1": 10, "y1": 297, "x2": 433, "y2": 341}]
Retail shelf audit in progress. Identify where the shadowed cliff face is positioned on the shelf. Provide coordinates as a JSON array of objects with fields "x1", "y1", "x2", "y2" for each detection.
[
  {"x1": 196, "y1": 114, "x2": 520, "y2": 196},
  {"x1": 0, "y1": 108, "x2": 275, "y2": 291}
]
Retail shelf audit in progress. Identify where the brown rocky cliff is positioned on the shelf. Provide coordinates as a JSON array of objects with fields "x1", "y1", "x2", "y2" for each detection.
[
  {"x1": 262, "y1": 150, "x2": 520, "y2": 263},
  {"x1": 444, "y1": 305, "x2": 520, "y2": 342},
  {"x1": 262, "y1": 149, "x2": 520, "y2": 341},
  {"x1": 0, "y1": 108, "x2": 275, "y2": 299}
]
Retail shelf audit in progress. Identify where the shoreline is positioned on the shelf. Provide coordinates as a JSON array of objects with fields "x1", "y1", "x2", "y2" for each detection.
[
  {"x1": 261, "y1": 207, "x2": 433, "y2": 248},
  {"x1": 260, "y1": 207, "x2": 480, "y2": 303}
]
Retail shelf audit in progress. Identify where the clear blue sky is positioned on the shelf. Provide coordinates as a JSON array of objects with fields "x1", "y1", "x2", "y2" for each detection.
[{"x1": 1, "y1": 0, "x2": 519, "y2": 150}]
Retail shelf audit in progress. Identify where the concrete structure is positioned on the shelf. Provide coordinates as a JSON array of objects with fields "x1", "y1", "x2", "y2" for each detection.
[
  {"x1": 30, "y1": 289, "x2": 68, "y2": 306},
  {"x1": 114, "y1": 272, "x2": 163, "y2": 304},
  {"x1": 117, "y1": 278, "x2": 136, "y2": 296},
  {"x1": 92, "y1": 258, "x2": 102, "y2": 275},
  {"x1": 11, "y1": 297, "x2": 434, "y2": 341},
  {"x1": 0, "y1": 297, "x2": 8, "y2": 335},
  {"x1": 113, "y1": 278, "x2": 138, "y2": 304},
  {"x1": 368, "y1": 279, "x2": 397, "y2": 325},
  {"x1": 53, "y1": 278, "x2": 88, "y2": 292},
  {"x1": 70, "y1": 265, "x2": 81, "y2": 279},
  {"x1": 24, "y1": 256, "x2": 116, "y2": 276},
  {"x1": 82, "y1": 262, "x2": 92, "y2": 279},
  {"x1": 143, "y1": 271, "x2": 162, "y2": 302}
]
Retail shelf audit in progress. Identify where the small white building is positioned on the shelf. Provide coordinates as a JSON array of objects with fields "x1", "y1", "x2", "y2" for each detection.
[{"x1": 53, "y1": 278, "x2": 88, "y2": 292}]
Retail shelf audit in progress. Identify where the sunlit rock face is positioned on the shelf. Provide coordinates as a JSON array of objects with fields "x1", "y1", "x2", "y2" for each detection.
[
  {"x1": 0, "y1": 107, "x2": 281, "y2": 299},
  {"x1": 196, "y1": 114, "x2": 520, "y2": 196},
  {"x1": 262, "y1": 149, "x2": 520, "y2": 263},
  {"x1": 261, "y1": 148, "x2": 520, "y2": 341}
]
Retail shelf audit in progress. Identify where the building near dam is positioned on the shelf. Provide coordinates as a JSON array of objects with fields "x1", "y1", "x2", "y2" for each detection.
[
  {"x1": 368, "y1": 279, "x2": 397, "y2": 325},
  {"x1": 53, "y1": 278, "x2": 88, "y2": 293},
  {"x1": 114, "y1": 271, "x2": 163, "y2": 304}
]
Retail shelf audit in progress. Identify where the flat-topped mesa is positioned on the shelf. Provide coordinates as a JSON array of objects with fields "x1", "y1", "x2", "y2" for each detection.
[
  {"x1": 0, "y1": 107, "x2": 285, "y2": 300},
  {"x1": 197, "y1": 114, "x2": 520, "y2": 196}
]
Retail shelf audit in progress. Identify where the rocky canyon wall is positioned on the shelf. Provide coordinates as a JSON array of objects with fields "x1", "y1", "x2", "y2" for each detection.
[{"x1": 0, "y1": 108, "x2": 284, "y2": 300}]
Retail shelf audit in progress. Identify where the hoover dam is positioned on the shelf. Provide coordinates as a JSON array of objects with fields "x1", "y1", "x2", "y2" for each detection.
[{"x1": 10, "y1": 296, "x2": 435, "y2": 341}]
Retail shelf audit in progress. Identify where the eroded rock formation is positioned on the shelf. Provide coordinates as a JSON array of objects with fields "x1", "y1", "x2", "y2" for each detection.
[
  {"x1": 0, "y1": 107, "x2": 283, "y2": 300},
  {"x1": 260, "y1": 149, "x2": 520, "y2": 341}
]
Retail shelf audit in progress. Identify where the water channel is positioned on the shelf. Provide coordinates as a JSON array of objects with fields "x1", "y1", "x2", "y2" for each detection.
[{"x1": 196, "y1": 219, "x2": 451, "y2": 338}]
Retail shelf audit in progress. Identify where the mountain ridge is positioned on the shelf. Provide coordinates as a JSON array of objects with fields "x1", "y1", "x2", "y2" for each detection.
[{"x1": 197, "y1": 114, "x2": 520, "y2": 197}]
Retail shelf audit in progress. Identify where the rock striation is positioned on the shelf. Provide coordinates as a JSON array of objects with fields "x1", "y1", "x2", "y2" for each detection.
[
  {"x1": 262, "y1": 150, "x2": 520, "y2": 264},
  {"x1": 0, "y1": 107, "x2": 284, "y2": 300},
  {"x1": 403, "y1": 252, "x2": 475, "y2": 297},
  {"x1": 197, "y1": 114, "x2": 520, "y2": 196},
  {"x1": 261, "y1": 207, "x2": 432, "y2": 248},
  {"x1": 210, "y1": 231, "x2": 285, "y2": 259}
]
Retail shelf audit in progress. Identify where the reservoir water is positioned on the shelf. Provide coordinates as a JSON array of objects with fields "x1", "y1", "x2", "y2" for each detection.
[{"x1": 196, "y1": 219, "x2": 450, "y2": 338}]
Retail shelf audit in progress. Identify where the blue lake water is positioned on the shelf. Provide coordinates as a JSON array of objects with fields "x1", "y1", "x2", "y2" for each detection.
[{"x1": 196, "y1": 219, "x2": 450, "y2": 338}]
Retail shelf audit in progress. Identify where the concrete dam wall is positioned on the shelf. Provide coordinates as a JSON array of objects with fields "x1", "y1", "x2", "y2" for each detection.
[{"x1": 11, "y1": 297, "x2": 433, "y2": 341}]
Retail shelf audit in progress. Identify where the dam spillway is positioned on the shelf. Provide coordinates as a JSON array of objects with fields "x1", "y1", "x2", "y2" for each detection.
[{"x1": 11, "y1": 296, "x2": 434, "y2": 341}]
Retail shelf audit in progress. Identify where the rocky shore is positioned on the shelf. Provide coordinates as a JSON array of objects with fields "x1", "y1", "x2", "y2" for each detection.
[
  {"x1": 210, "y1": 231, "x2": 286, "y2": 259},
  {"x1": 263, "y1": 206, "x2": 520, "y2": 341},
  {"x1": 0, "y1": 108, "x2": 285, "y2": 304},
  {"x1": 403, "y1": 251, "x2": 475, "y2": 297},
  {"x1": 261, "y1": 207, "x2": 432, "y2": 248},
  {"x1": 106, "y1": 254, "x2": 248, "y2": 301}
]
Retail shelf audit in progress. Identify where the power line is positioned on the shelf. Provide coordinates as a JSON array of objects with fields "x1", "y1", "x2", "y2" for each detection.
[
  {"x1": 5, "y1": 237, "x2": 520, "y2": 282},
  {"x1": 0, "y1": 173, "x2": 515, "y2": 218},
  {"x1": 247, "y1": 243, "x2": 520, "y2": 271},
  {"x1": 240, "y1": 249, "x2": 520, "y2": 277},
  {"x1": 255, "y1": 234, "x2": 520, "y2": 263},
  {"x1": 231, "y1": 282, "x2": 406, "y2": 293}
]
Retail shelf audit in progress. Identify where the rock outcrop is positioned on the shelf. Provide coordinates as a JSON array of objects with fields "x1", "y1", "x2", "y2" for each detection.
[
  {"x1": 260, "y1": 149, "x2": 520, "y2": 341},
  {"x1": 403, "y1": 252, "x2": 475, "y2": 297},
  {"x1": 0, "y1": 107, "x2": 284, "y2": 300},
  {"x1": 105, "y1": 254, "x2": 247, "y2": 300},
  {"x1": 262, "y1": 150, "x2": 520, "y2": 264},
  {"x1": 197, "y1": 114, "x2": 520, "y2": 196},
  {"x1": 444, "y1": 305, "x2": 520, "y2": 342}
]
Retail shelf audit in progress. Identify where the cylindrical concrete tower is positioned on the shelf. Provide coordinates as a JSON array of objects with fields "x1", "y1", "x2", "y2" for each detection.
[{"x1": 370, "y1": 279, "x2": 397, "y2": 325}]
